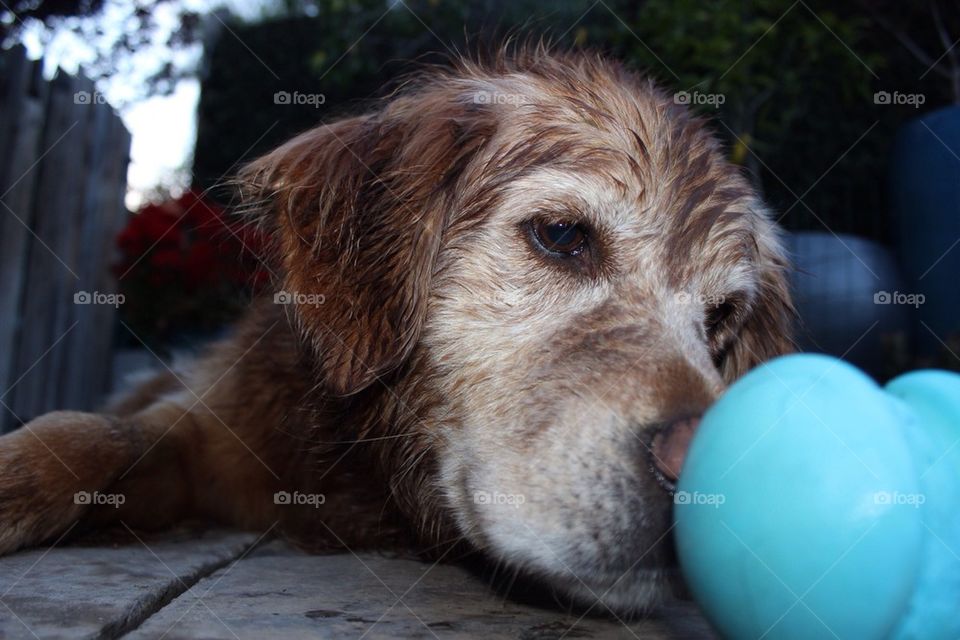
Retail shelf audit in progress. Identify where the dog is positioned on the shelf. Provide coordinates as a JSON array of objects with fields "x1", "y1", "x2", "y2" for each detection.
[{"x1": 0, "y1": 47, "x2": 793, "y2": 616}]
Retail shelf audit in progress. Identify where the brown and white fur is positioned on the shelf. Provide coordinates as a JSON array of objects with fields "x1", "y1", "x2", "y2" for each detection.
[{"x1": 0, "y1": 48, "x2": 793, "y2": 616}]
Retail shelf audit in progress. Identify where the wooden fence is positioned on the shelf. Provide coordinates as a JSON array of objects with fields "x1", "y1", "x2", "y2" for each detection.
[{"x1": 0, "y1": 46, "x2": 131, "y2": 433}]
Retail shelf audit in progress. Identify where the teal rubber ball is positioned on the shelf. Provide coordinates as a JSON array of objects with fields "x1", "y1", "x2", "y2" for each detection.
[
  {"x1": 884, "y1": 370, "x2": 960, "y2": 639},
  {"x1": 674, "y1": 354, "x2": 930, "y2": 639}
]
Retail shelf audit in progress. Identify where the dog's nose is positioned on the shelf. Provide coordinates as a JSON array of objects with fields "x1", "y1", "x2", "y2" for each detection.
[{"x1": 651, "y1": 416, "x2": 700, "y2": 483}]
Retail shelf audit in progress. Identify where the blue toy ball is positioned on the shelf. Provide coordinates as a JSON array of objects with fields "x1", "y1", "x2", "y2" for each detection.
[{"x1": 674, "y1": 354, "x2": 960, "y2": 640}]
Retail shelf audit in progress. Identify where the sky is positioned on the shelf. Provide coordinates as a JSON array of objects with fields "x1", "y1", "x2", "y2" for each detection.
[{"x1": 19, "y1": 0, "x2": 272, "y2": 210}]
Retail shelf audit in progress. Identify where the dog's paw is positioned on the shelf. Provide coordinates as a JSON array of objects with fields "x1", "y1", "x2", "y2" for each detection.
[{"x1": 0, "y1": 412, "x2": 110, "y2": 555}]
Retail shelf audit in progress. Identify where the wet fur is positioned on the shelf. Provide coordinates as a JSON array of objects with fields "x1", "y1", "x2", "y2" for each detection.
[{"x1": 0, "y1": 48, "x2": 793, "y2": 615}]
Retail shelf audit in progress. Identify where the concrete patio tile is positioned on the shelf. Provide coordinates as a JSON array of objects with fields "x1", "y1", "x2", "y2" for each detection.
[
  {"x1": 0, "y1": 531, "x2": 715, "y2": 639},
  {"x1": 127, "y1": 540, "x2": 716, "y2": 640},
  {"x1": 0, "y1": 528, "x2": 257, "y2": 640}
]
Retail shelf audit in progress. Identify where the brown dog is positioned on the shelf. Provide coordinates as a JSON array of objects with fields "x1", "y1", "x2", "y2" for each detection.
[{"x1": 0, "y1": 48, "x2": 792, "y2": 615}]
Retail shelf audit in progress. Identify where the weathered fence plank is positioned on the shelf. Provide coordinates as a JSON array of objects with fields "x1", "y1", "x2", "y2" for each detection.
[
  {"x1": 0, "y1": 47, "x2": 130, "y2": 432},
  {"x1": 0, "y1": 49, "x2": 48, "y2": 428}
]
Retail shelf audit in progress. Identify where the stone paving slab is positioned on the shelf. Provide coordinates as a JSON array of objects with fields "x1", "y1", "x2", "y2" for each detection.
[
  {"x1": 0, "y1": 532, "x2": 715, "y2": 639},
  {"x1": 0, "y1": 528, "x2": 257, "y2": 640},
  {"x1": 128, "y1": 541, "x2": 715, "y2": 640}
]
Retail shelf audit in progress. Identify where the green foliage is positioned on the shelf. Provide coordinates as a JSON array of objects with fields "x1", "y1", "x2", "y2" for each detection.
[
  {"x1": 194, "y1": 0, "x2": 939, "y2": 241},
  {"x1": 194, "y1": 0, "x2": 591, "y2": 196},
  {"x1": 591, "y1": 0, "x2": 889, "y2": 238},
  {"x1": 614, "y1": 1, "x2": 878, "y2": 139}
]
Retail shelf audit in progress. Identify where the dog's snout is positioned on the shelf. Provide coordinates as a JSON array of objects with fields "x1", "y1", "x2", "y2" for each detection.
[{"x1": 650, "y1": 416, "x2": 700, "y2": 485}]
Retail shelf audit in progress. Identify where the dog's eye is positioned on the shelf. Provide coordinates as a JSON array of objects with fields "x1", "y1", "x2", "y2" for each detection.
[
  {"x1": 705, "y1": 300, "x2": 739, "y2": 369},
  {"x1": 531, "y1": 220, "x2": 588, "y2": 256},
  {"x1": 705, "y1": 301, "x2": 735, "y2": 336}
]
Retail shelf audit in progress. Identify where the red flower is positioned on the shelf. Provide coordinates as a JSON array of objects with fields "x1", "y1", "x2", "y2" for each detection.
[
  {"x1": 181, "y1": 190, "x2": 226, "y2": 235},
  {"x1": 117, "y1": 204, "x2": 184, "y2": 254},
  {"x1": 149, "y1": 247, "x2": 182, "y2": 270},
  {"x1": 113, "y1": 189, "x2": 269, "y2": 341},
  {"x1": 183, "y1": 241, "x2": 217, "y2": 286}
]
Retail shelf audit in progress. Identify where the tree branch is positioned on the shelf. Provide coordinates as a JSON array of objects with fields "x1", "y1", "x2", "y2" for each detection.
[
  {"x1": 865, "y1": 1, "x2": 951, "y2": 79},
  {"x1": 929, "y1": 0, "x2": 960, "y2": 102}
]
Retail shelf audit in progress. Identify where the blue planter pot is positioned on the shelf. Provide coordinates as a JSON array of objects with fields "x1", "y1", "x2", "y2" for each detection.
[
  {"x1": 787, "y1": 232, "x2": 910, "y2": 375},
  {"x1": 889, "y1": 105, "x2": 960, "y2": 351}
]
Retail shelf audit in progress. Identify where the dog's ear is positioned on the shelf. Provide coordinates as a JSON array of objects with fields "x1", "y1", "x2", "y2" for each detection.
[
  {"x1": 240, "y1": 94, "x2": 493, "y2": 395},
  {"x1": 720, "y1": 227, "x2": 795, "y2": 381}
]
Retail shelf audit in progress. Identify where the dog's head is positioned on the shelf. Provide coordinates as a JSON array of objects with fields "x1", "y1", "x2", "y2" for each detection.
[{"x1": 242, "y1": 49, "x2": 793, "y2": 615}]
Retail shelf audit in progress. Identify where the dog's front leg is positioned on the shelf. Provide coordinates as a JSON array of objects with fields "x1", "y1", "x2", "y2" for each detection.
[
  {"x1": 0, "y1": 396, "x2": 287, "y2": 554},
  {"x1": 0, "y1": 411, "x2": 156, "y2": 553}
]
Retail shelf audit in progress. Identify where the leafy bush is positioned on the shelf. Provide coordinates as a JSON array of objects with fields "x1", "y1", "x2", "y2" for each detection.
[{"x1": 194, "y1": 0, "x2": 944, "y2": 241}]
